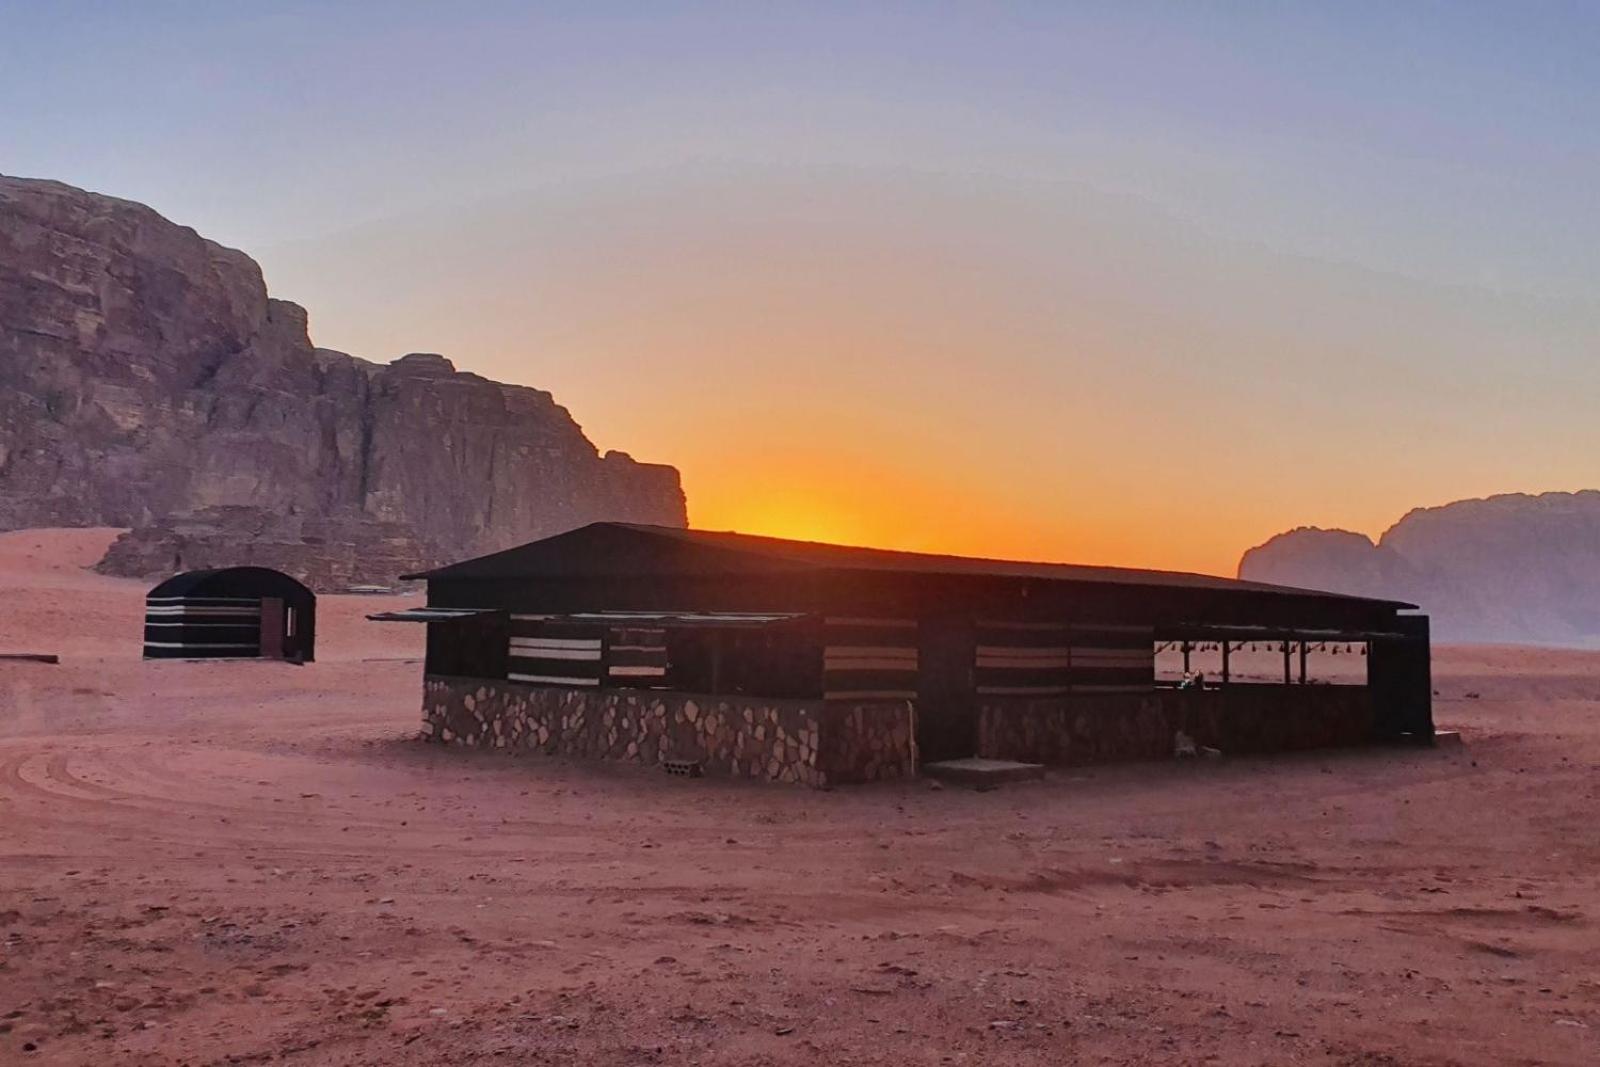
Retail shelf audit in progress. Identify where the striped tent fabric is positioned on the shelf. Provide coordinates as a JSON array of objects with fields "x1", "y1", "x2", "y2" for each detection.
[
  {"x1": 976, "y1": 621, "x2": 1154, "y2": 695},
  {"x1": 143, "y1": 596, "x2": 262, "y2": 659},
  {"x1": 606, "y1": 626, "x2": 668, "y2": 687},
  {"x1": 507, "y1": 616, "x2": 603, "y2": 686},
  {"x1": 1066, "y1": 623, "x2": 1155, "y2": 692},
  {"x1": 823, "y1": 617, "x2": 918, "y2": 700},
  {"x1": 976, "y1": 621, "x2": 1072, "y2": 696}
]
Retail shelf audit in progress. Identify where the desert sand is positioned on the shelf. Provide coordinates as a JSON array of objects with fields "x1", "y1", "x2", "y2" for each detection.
[{"x1": 1, "y1": 529, "x2": 1597, "y2": 1065}]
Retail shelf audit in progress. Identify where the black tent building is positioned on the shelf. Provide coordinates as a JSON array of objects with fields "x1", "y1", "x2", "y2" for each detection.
[
  {"x1": 384, "y1": 523, "x2": 1430, "y2": 785},
  {"x1": 143, "y1": 567, "x2": 316, "y2": 662}
]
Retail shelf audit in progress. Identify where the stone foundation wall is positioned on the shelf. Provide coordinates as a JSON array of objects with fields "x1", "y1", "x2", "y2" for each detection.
[
  {"x1": 816, "y1": 701, "x2": 917, "y2": 784},
  {"x1": 421, "y1": 676, "x2": 916, "y2": 787},
  {"x1": 978, "y1": 685, "x2": 1375, "y2": 765}
]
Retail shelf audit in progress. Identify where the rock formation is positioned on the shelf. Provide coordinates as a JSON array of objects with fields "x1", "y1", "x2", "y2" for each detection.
[
  {"x1": 1239, "y1": 491, "x2": 1600, "y2": 646},
  {"x1": 0, "y1": 175, "x2": 685, "y2": 587}
]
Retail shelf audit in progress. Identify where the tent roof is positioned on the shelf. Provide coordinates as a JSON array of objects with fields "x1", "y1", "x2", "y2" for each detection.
[
  {"x1": 146, "y1": 566, "x2": 314, "y2": 601},
  {"x1": 408, "y1": 523, "x2": 1416, "y2": 610}
]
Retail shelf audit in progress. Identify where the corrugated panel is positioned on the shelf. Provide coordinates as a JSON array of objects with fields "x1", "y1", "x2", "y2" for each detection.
[
  {"x1": 565, "y1": 611, "x2": 803, "y2": 627},
  {"x1": 367, "y1": 607, "x2": 497, "y2": 623}
]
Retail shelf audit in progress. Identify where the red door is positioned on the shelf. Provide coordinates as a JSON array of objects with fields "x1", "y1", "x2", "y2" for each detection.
[{"x1": 259, "y1": 597, "x2": 285, "y2": 659}]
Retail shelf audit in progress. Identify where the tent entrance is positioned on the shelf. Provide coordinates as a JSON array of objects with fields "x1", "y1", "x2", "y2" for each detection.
[
  {"x1": 259, "y1": 597, "x2": 285, "y2": 659},
  {"x1": 916, "y1": 618, "x2": 977, "y2": 763}
]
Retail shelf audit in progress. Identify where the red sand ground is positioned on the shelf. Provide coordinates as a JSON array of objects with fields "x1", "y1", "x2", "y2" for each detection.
[{"x1": 1, "y1": 529, "x2": 1597, "y2": 1066}]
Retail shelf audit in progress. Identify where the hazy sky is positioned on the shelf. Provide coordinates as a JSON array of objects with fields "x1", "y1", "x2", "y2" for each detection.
[{"x1": 5, "y1": 2, "x2": 1598, "y2": 573}]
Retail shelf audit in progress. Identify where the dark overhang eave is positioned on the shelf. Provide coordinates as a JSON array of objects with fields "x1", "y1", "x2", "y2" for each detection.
[
  {"x1": 1156, "y1": 622, "x2": 1420, "y2": 642},
  {"x1": 368, "y1": 607, "x2": 499, "y2": 623}
]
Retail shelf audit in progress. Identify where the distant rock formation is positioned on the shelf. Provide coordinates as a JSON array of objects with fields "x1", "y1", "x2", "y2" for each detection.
[
  {"x1": 0, "y1": 175, "x2": 686, "y2": 587},
  {"x1": 1240, "y1": 491, "x2": 1600, "y2": 646}
]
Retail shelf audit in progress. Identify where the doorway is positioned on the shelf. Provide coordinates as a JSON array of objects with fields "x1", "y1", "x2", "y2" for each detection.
[
  {"x1": 259, "y1": 597, "x2": 285, "y2": 659},
  {"x1": 916, "y1": 618, "x2": 976, "y2": 762}
]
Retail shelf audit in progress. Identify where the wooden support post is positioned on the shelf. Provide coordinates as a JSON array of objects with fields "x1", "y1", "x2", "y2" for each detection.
[
  {"x1": 1298, "y1": 640, "x2": 1308, "y2": 685},
  {"x1": 710, "y1": 632, "x2": 724, "y2": 695},
  {"x1": 1221, "y1": 640, "x2": 1230, "y2": 686},
  {"x1": 1182, "y1": 641, "x2": 1191, "y2": 674},
  {"x1": 1283, "y1": 640, "x2": 1292, "y2": 685}
]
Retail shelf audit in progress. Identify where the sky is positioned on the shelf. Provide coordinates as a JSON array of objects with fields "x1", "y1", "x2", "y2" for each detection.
[{"x1": 4, "y1": 2, "x2": 1599, "y2": 574}]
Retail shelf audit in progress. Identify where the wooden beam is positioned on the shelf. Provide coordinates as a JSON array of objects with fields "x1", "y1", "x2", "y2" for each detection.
[{"x1": 710, "y1": 632, "x2": 724, "y2": 695}]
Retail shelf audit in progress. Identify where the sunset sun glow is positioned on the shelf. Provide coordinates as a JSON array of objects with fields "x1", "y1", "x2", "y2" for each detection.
[{"x1": 6, "y1": 4, "x2": 1597, "y2": 574}]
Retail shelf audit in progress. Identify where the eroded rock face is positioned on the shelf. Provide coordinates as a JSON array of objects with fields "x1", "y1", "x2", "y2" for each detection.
[
  {"x1": 1239, "y1": 492, "x2": 1600, "y2": 646},
  {"x1": 1238, "y1": 528, "x2": 1421, "y2": 604},
  {"x1": 0, "y1": 175, "x2": 685, "y2": 587}
]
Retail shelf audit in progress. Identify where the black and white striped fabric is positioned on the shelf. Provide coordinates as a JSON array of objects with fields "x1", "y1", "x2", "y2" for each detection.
[
  {"x1": 976, "y1": 621, "x2": 1154, "y2": 695},
  {"x1": 976, "y1": 621, "x2": 1072, "y2": 696},
  {"x1": 606, "y1": 626, "x2": 668, "y2": 687},
  {"x1": 823, "y1": 617, "x2": 918, "y2": 700},
  {"x1": 507, "y1": 616, "x2": 602, "y2": 686},
  {"x1": 1067, "y1": 624, "x2": 1154, "y2": 691},
  {"x1": 143, "y1": 596, "x2": 262, "y2": 659}
]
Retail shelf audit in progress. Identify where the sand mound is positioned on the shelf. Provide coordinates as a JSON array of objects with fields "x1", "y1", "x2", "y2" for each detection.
[{"x1": 0, "y1": 526, "x2": 126, "y2": 582}]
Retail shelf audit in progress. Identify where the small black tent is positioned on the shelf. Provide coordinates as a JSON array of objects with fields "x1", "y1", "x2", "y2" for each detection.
[{"x1": 143, "y1": 567, "x2": 316, "y2": 662}]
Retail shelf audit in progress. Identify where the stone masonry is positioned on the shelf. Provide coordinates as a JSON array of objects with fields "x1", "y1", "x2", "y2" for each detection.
[
  {"x1": 978, "y1": 684, "x2": 1375, "y2": 765},
  {"x1": 421, "y1": 676, "x2": 916, "y2": 787}
]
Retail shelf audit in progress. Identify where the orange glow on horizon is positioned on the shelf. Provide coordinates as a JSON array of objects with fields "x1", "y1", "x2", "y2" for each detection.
[
  {"x1": 679, "y1": 456, "x2": 1276, "y2": 578},
  {"x1": 715, "y1": 496, "x2": 872, "y2": 550},
  {"x1": 261, "y1": 169, "x2": 1600, "y2": 580}
]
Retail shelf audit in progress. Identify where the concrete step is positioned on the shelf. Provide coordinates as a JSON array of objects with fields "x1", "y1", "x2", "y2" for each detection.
[{"x1": 922, "y1": 757, "x2": 1046, "y2": 787}]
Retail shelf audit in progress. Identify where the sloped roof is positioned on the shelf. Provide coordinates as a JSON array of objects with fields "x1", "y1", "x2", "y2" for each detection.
[{"x1": 410, "y1": 523, "x2": 1415, "y2": 609}]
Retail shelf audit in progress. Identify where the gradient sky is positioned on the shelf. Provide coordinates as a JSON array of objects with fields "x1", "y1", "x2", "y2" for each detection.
[{"x1": 5, "y1": 2, "x2": 1599, "y2": 573}]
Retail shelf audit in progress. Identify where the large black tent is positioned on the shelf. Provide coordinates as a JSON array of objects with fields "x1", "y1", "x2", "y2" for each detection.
[
  {"x1": 143, "y1": 567, "x2": 316, "y2": 662},
  {"x1": 389, "y1": 523, "x2": 1431, "y2": 774}
]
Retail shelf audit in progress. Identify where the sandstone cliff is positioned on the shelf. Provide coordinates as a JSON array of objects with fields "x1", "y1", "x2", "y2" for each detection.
[
  {"x1": 0, "y1": 175, "x2": 686, "y2": 587},
  {"x1": 1239, "y1": 491, "x2": 1600, "y2": 646}
]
